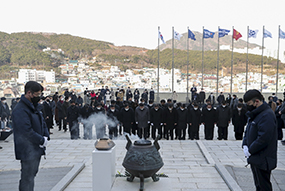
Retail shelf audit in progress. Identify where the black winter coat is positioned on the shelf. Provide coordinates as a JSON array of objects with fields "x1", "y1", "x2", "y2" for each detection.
[
  {"x1": 43, "y1": 101, "x2": 53, "y2": 128},
  {"x1": 242, "y1": 103, "x2": 277, "y2": 171},
  {"x1": 67, "y1": 105, "x2": 80, "y2": 123},
  {"x1": 150, "y1": 107, "x2": 163, "y2": 127},
  {"x1": 201, "y1": 108, "x2": 217, "y2": 125},
  {"x1": 0, "y1": 102, "x2": 10, "y2": 119},
  {"x1": 232, "y1": 108, "x2": 247, "y2": 133},
  {"x1": 176, "y1": 108, "x2": 188, "y2": 129},
  {"x1": 120, "y1": 108, "x2": 135, "y2": 129},
  {"x1": 107, "y1": 108, "x2": 120, "y2": 126},
  {"x1": 189, "y1": 108, "x2": 202, "y2": 131},
  {"x1": 163, "y1": 108, "x2": 178, "y2": 126},
  {"x1": 80, "y1": 105, "x2": 93, "y2": 119},
  {"x1": 12, "y1": 95, "x2": 49, "y2": 160},
  {"x1": 216, "y1": 105, "x2": 231, "y2": 127}
]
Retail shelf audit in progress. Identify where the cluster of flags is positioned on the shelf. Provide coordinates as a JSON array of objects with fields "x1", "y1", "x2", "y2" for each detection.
[{"x1": 158, "y1": 27, "x2": 285, "y2": 43}]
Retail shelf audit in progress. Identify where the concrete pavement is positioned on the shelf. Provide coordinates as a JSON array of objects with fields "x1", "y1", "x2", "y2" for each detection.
[{"x1": 0, "y1": 124, "x2": 285, "y2": 191}]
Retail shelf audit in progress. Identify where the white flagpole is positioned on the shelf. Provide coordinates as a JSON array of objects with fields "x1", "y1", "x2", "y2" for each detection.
[
  {"x1": 172, "y1": 27, "x2": 174, "y2": 92},
  {"x1": 230, "y1": 26, "x2": 234, "y2": 94},
  {"x1": 261, "y1": 26, "x2": 264, "y2": 92},
  {"x1": 276, "y1": 25, "x2": 280, "y2": 94},
  {"x1": 157, "y1": 26, "x2": 160, "y2": 102},
  {"x1": 246, "y1": 26, "x2": 249, "y2": 92},
  {"x1": 202, "y1": 26, "x2": 204, "y2": 89},
  {"x1": 216, "y1": 26, "x2": 220, "y2": 98},
  {"x1": 186, "y1": 26, "x2": 189, "y2": 103}
]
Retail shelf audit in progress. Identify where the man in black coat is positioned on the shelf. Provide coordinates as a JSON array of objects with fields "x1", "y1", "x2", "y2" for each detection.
[
  {"x1": 67, "y1": 101, "x2": 80, "y2": 139},
  {"x1": 0, "y1": 97, "x2": 10, "y2": 128},
  {"x1": 216, "y1": 101, "x2": 231, "y2": 140},
  {"x1": 43, "y1": 97, "x2": 53, "y2": 134},
  {"x1": 176, "y1": 104, "x2": 188, "y2": 140},
  {"x1": 217, "y1": 92, "x2": 225, "y2": 105},
  {"x1": 163, "y1": 103, "x2": 178, "y2": 140},
  {"x1": 275, "y1": 99, "x2": 284, "y2": 140},
  {"x1": 232, "y1": 103, "x2": 247, "y2": 140},
  {"x1": 242, "y1": 89, "x2": 277, "y2": 190},
  {"x1": 190, "y1": 84, "x2": 197, "y2": 101},
  {"x1": 207, "y1": 92, "x2": 215, "y2": 106},
  {"x1": 198, "y1": 88, "x2": 206, "y2": 104},
  {"x1": 188, "y1": 103, "x2": 201, "y2": 140},
  {"x1": 62, "y1": 96, "x2": 70, "y2": 132},
  {"x1": 107, "y1": 105, "x2": 120, "y2": 139},
  {"x1": 120, "y1": 103, "x2": 135, "y2": 135},
  {"x1": 201, "y1": 103, "x2": 217, "y2": 140},
  {"x1": 150, "y1": 104, "x2": 163, "y2": 139},
  {"x1": 12, "y1": 81, "x2": 49, "y2": 191},
  {"x1": 80, "y1": 104, "x2": 93, "y2": 139}
]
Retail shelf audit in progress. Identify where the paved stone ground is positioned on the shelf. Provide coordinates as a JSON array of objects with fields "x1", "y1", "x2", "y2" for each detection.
[
  {"x1": 0, "y1": 124, "x2": 284, "y2": 191},
  {"x1": 0, "y1": 167, "x2": 72, "y2": 191}
]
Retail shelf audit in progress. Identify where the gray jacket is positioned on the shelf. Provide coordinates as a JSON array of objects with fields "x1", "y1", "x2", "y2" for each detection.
[{"x1": 135, "y1": 106, "x2": 150, "y2": 128}]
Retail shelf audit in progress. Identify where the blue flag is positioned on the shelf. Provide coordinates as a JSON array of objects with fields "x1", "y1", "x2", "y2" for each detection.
[
  {"x1": 204, "y1": 29, "x2": 215, "y2": 38},
  {"x1": 249, "y1": 29, "x2": 258, "y2": 38},
  {"x1": 264, "y1": 29, "x2": 272, "y2": 38},
  {"x1": 280, "y1": 29, "x2": 285, "y2": 39},
  {"x1": 219, "y1": 28, "x2": 230, "y2": 38},
  {"x1": 188, "y1": 29, "x2": 196, "y2": 41}
]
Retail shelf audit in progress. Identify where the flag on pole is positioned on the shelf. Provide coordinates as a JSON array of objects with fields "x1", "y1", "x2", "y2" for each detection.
[
  {"x1": 188, "y1": 29, "x2": 196, "y2": 41},
  {"x1": 233, "y1": 29, "x2": 242, "y2": 40},
  {"x1": 264, "y1": 29, "x2": 272, "y2": 38},
  {"x1": 203, "y1": 29, "x2": 215, "y2": 38},
  {"x1": 249, "y1": 29, "x2": 258, "y2": 38},
  {"x1": 280, "y1": 28, "x2": 285, "y2": 39},
  {"x1": 158, "y1": 30, "x2": 165, "y2": 44},
  {"x1": 219, "y1": 28, "x2": 230, "y2": 38},
  {"x1": 174, "y1": 31, "x2": 183, "y2": 40}
]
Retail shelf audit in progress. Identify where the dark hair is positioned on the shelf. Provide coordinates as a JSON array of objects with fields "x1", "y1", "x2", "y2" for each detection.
[{"x1": 25, "y1": 81, "x2": 43, "y2": 94}]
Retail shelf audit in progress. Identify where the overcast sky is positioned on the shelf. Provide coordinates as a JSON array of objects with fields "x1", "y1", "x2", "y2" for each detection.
[{"x1": 1, "y1": 0, "x2": 285, "y2": 51}]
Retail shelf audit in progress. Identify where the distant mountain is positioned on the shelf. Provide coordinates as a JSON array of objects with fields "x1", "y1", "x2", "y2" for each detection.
[{"x1": 158, "y1": 31, "x2": 261, "y2": 51}]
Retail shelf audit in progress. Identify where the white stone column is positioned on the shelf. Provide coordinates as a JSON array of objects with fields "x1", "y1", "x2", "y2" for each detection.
[{"x1": 92, "y1": 146, "x2": 116, "y2": 191}]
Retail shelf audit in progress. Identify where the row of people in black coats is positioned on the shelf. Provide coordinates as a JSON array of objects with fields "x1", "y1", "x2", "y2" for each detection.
[{"x1": 55, "y1": 94, "x2": 248, "y2": 140}]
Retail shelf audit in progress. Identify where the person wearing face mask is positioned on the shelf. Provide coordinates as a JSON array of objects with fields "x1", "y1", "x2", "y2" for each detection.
[
  {"x1": 275, "y1": 99, "x2": 284, "y2": 140},
  {"x1": 12, "y1": 81, "x2": 50, "y2": 191},
  {"x1": 150, "y1": 103, "x2": 163, "y2": 140},
  {"x1": 176, "y1": 104, "x2": 188, "y2": 140},
  {"x1": 201, "y1": 103, "x2": 217, "y2": 140},
  {"x1": 232, "y1": 103, "x2": 247, "y2": 140},
  {"x1": 163, "y1": 103, "x2": 178, "y2": 140},
  {"x1": 120, "y1": 103, "x2": 135, "y2": 135},
  {"x1": 107, "y1": 105, "x2": 120, "y2": 139},
  {"x1": 67, "y1": 101, "x2": 80, "y2": 139},
  {"x1": 188, "y1": 103, "x2": 201, "y2": 140},
  {"x1": 216, "y1": 101, "x2": 231, "y2": 140},
  {"x1": 135, "y1": 103, "x2": 150, "y2": 139},
  {"x1": 242, "y1": 89, "x2": 277, "y2": 191}
]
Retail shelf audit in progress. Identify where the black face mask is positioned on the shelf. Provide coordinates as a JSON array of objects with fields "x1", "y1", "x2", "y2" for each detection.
[
  {"x1": 247, "y1": 104, "x2": 256, "y2": 111},
  {"x1": 31, "y1": 96, "x2": 41, "y2": 105}
]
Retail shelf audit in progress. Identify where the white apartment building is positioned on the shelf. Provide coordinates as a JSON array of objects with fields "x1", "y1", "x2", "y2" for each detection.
[{"x1": 17, "y1": 69, "x2": 55, "y2": 84}]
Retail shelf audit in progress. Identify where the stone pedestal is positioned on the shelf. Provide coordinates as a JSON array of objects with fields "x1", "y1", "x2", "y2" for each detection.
[{"x1": 92, "y1": 146, "x2": 116, "y2": 191}]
